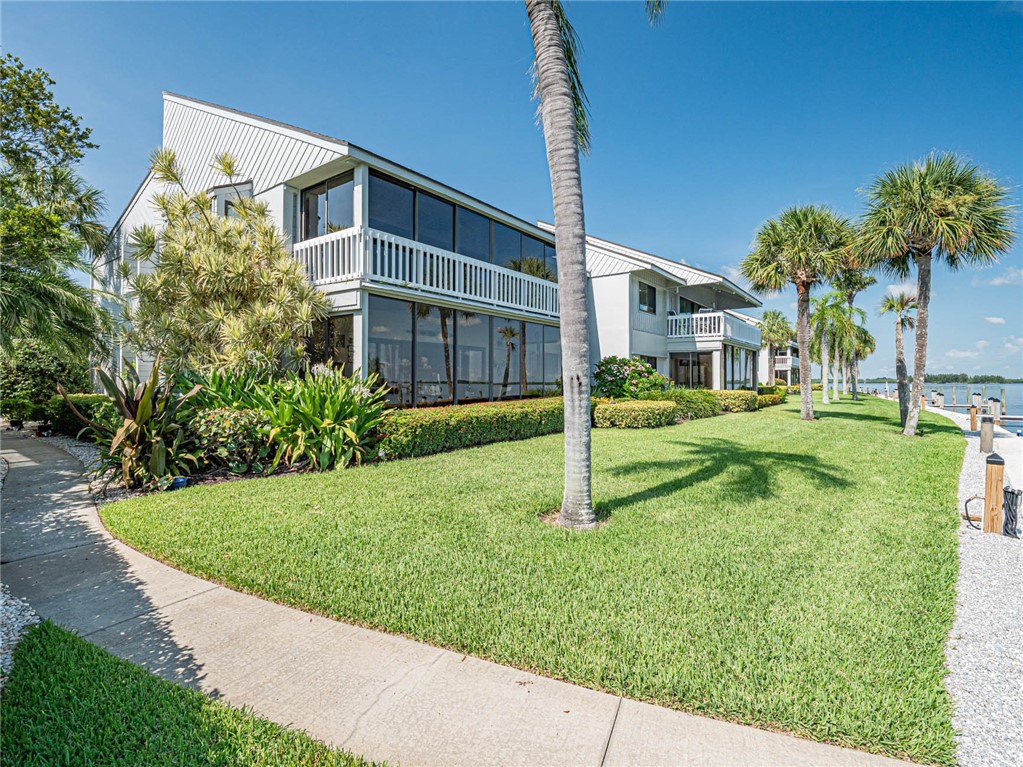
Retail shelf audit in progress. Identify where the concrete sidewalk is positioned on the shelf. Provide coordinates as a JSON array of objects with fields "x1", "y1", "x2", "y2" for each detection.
[{"x1": 1, "y1": 432, "x2": 905, "y2": 767}]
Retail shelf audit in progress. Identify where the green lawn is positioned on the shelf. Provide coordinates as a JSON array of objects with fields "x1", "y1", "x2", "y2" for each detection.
[
  {"x1": 0, "y1": 621, "x2": 377, "y2": 766},
  {"x1": 101, "y1": 395, "x2": 963, "y2": 764}
]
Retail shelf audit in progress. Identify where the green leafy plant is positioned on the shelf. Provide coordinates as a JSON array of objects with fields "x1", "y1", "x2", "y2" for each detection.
[
  {"x1": 262, "y1": 370, "x2": 389, "y2": 471},
  {"x1": 593, "y1": 399, "x2": 679, "y2": 428},
  {"x1": 756, "y1": 394, "x2": 782, "y2": 408},
  {"x1": 46, "y1": 393, "x2": 117, "y2": 439},
  {"x1": 61, "y1": 356, "x2": 201, "y2": 490},
  {"x1": 377, "y1": 397, "x2": 564, "y2": 460},
  {"x1": 709, "y1": 390, "x2": 759, "y2": 413},
  {"x1": 592, "y1": 355, "x2": 668, "y2": 399},
  {"x1": 0, "y1": 338, "x2": 89, "y2": 416},
  {"x1": 639, "y1": 386, "x2": 720, "y2": 420},
  {"x1": 192, "y1": 407, "x2": 272, "y2": 475},
  {"x1": 1, "y1": 395, "x2": 34, "y2": 424}
]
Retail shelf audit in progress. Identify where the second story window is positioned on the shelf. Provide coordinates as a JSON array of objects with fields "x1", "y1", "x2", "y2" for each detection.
[
  {"x1": 302, "y1": 171, "x2": 354, "y2": 240},
  {"x1": 638, "y1": 282, "x2": 657, "y2": 314}
]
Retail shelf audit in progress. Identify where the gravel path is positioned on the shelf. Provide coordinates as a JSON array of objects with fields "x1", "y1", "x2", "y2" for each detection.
[
  {"x1": 0, "y1": 583, "x2": 39, "y2": 690},
  {"x1": 937, "y1": 408, "x2": 1022, "y2": 767}
]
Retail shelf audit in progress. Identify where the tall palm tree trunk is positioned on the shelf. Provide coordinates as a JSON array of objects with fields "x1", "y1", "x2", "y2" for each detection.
[
  {"x1": 821, "y1": 327, "x2": 830, "y2": 405},
  {"x1": 527, "y1": 0, "x2": 594, "y2": 528},
  {"x1": 766, "y1": 344, "x2": 775, "y2": 386},
  {"x1": 894, "y1": 318, "x2": 910, "y2": 427},
  {"x1": 904, "y1": 252, "x2": 931, "y2": 436},
  {"x1": 796, "y1": 283, "x2": 814, "y2": 420},
  {"x1": 842, "y1": 358, "x2": 849, "y2": 395},
  {"x1": 832, "y1": 343, "x2": 840, "y2": 401},
  {"x1": 851, "y1": 354, "x2": 859, "y2": 401}
]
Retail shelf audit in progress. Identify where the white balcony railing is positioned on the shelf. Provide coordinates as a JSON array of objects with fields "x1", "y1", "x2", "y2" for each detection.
[
  {"x1": 774, "y1": 355, "x2": 793, "y2": 370},
  {"x1": 667, "y1": 312, "x2": 761, "y2": 347},
  {"x1": 293, "y1": 226, "x2": 559, "y2": 318}
]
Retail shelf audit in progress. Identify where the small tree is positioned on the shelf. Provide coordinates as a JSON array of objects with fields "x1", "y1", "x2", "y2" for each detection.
[
  {"x1": 0, "y1": 338, "x2": 90, "y2": 417},
  {"x1": 880, "y1": 291, "x2": 917, "y2": 426},
  {"x1": 759, "y1": 310, "x2": 793, "y2": 384},
  {"x1": 124, "y1": 150, "x2": 329, "y2": 373}
]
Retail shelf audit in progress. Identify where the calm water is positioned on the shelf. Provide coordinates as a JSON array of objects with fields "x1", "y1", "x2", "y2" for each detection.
[{"x1": 865, "y1": 382, "x2": 1023, "y2": 425}]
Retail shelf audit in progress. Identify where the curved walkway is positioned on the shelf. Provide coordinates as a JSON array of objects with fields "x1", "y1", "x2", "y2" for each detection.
[{"x1": 1, "y1": 431, "x2": 905, "y2": 767}]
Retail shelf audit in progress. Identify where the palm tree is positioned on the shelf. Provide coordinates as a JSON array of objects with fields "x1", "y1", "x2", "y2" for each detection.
[
  {"x1": 860, "y1": 153, "x2": 1014, "y2": 436},
  {"x1": 741, "y1": 206, "x2": 853, "y2": 420},
  {"x1": 880, "y1": 291, "x2": 917, "y2": 427},
  {"x1": 497, "y1": 324, "x2": 519, "y2": 398},
  {"x1": 1, "y1": 166, "x2": 109, "y2": 357},
  {"x1": 759, "y1": 310, "x2": 793, "y2": 385},
  {"x1": 524, "y1": 0, "x2": 665, "y2": 528},
  {"x1": 810, "y1": 293, "x2": 848, "y2": 405},
  {"x1": 851, "y1": 324, "x2": 875, "y2": 401},
  {"x1": 832, "y1": 267, "x2": 875, "y2": 396}
]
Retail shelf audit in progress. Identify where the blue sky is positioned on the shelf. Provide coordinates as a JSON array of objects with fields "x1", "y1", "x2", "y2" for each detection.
[{"x1": 6, "y1": 1, "x2": 1022, "y2": 377}]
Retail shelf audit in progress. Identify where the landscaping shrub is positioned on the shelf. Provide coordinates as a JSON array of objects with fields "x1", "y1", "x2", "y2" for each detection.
[
  {"x1": 787, "y1": 383, "x2": 821, "y2": 394},
  {"x1": 593, "y1": 399, "x2": 679, "y2": 428},
  {"x1": 756, "y1": 394, "x2": 782, "y2": 408},
  {"x1": 0, "y1": 396, "x2": 34, "y2": 426},
  {"x1": 0, "y1": 339, "x2": 89, "y2": 419},
  {"x1": 774, "y1": 378, "x2": 787, "y2": 386},
  {"x1": 757, "y1": 384, "x2": 788, "y2": 403},
  {"x1": 592, "y1": 355, "x2": 668, "y2": 399},
  {"x1": 46, "y1": 393, "x2": 117, "y2": 439},
  {"x1": 261, "y1": 370, "x2": 389, "y2": 471},
  {"x1": 64, "y1": 356, "x2": 202, "y2": 490},
  {"x1": 377, "y1": 397, "x2": 564, "y2": 459},
  {"x1": 709, "y1": 390, "x2": 758, "y2": 412},
  {"x1": 639, "y1": 386, "x2": 719, "y2": 420},
  {"x1": 192, "y1": 407, "x2": 273, "y2": 475}
]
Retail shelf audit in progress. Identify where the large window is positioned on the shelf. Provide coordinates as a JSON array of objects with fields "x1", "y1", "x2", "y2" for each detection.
[
  {"x1": 366, "y1": 295, "x2": 560, "y2": 406},
  {"x1": 302, "y1": 172, "x2": 354, "y2": 240},
  {"x1": 455, "y1": 207, "x2": 490, "y2": 262},
  {"x1": 492, "y1": 221, "x2": 521, "y2": 271},
  {"x1": 367, "y1": 295, "x2": 414, "y2": 405},
  {"x1": 414, "y1": 304, "x2": 455, "y2": 406},
  {"x1": 638, "y1": 282, "x2": 657, "y2": 314},
  {"x1": 456, "y1": 312, "x2": 490, "y2": 402},
  {"x1": 307, "y1": 315, "x2": 355, "y2": 375},
  {"x1": 364, "y1": 171, "x2": 557, "y2": 282},
  {"x1": 492, "y1": 319, "x2": 521, "y2": 399},
  {"x1": 543, "y1": 325, "x2": 561, "y2": 392},
  {"x1": 523, "y1": 322, "x2": 544, "y2": 396},
  {"x1": 673, "y1": 352, "x2": 713, "y2": 388},
  {"x1": 416, "y1": 192, "x2": 454, "y2": 251},
  {"x1": 368, "y1": 172, "x2": 414, "y2": 239}
]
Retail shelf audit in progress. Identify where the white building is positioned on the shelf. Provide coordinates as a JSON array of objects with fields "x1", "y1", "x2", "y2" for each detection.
[{"x1": 99, "y1": 93, "x2": 762, "y2": 402}]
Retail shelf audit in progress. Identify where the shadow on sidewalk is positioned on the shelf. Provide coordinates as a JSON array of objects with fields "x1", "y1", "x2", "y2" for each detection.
[{"x1": 0, "y1": 431, "x2": 218, "y2": 698}]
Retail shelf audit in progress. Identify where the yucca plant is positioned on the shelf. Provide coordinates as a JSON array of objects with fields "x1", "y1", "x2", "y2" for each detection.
[{"x1": 60, "y1": 355, "x2": 202, "y2": 490}]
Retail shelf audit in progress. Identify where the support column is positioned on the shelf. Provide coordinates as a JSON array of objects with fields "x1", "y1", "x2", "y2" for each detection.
[
  {"x1": 711, "y1": 349, "x2": 723, "y2": 390},
  {"x1": 352, "y1": 164, "x2": 369, "y2": 228}
]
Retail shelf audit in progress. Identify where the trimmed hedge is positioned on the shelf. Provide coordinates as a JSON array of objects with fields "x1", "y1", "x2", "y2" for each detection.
[
  {"x1": 45, "y1": 394, "x2": 117, "y2": 439},
  {"x1": 593, "y1": 400, "x2": 679, "y2": 429},
  {"x1": 376, "y1": 397, "x2": 564, "y2": 460},
  {"x1": 756, "y1": 394, "x2": 782, "y2": 408},
  {"x1": 639, "y1": 387, "x2": 720, "y2": 420},
  {"x1": 758, "y1": 384, "x2": 788, "y2": 403},
  {"x1": 708, "y1": 390, "x2": 758, "y2": 412}
]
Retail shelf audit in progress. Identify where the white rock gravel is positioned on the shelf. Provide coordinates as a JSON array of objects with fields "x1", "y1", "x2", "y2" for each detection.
[
  {"x1": 0, "y1": 583, "x2": 39, "y2": 690},
  {"x1": 937, "y1": 408, "x2": 1022, "y2": 767}
]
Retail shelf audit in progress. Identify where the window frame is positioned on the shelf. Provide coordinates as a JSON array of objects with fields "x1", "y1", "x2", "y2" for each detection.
[{"x1": 638, "y1": 281, "x2": 657, "y2": 315}]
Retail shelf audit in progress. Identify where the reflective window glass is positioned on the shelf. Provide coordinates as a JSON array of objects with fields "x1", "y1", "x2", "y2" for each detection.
[
  {"x1": 456, "y1": 312, "x2": 490, "y2": 402},
  {"x1": 368, "y1": 173, "x2": 414, "y2": 239}
]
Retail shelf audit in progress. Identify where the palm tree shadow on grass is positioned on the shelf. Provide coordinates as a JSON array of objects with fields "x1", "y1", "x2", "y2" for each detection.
[
  {"x1": 597, "y1": 437, "x2": 851, "y2": 515},
  {"x1": 816, "y1": 408, "x2": 962, "y2": 437}
]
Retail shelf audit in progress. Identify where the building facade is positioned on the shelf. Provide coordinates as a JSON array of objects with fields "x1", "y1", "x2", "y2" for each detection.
[{"x1": 99, "y1": 94, "x2": 762, "y2": 401}]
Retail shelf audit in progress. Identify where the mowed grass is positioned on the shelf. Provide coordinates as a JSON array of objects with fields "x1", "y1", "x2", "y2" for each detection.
[
  {"x1": 0, "y1": 621, "x2": 377, "y2": 766},
  {"x1": 102, "y1": 395, "x2": 963, "y2": 764}
]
